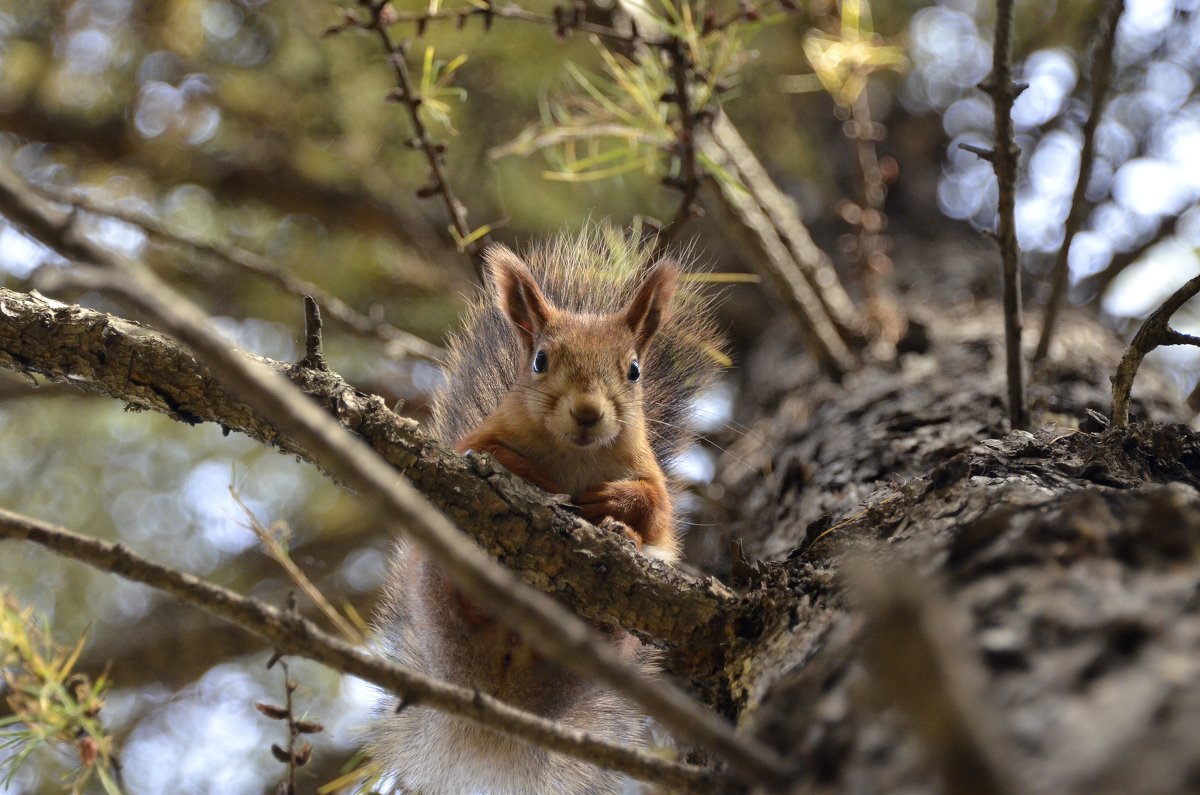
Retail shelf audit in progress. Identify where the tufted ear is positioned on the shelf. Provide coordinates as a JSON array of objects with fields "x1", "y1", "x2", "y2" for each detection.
[
  {"x1": 485, "y1": 244, "x2": 554, "y2": 347},
  {"x1": 623, "y1": 261, "x2": 679, "y2": 354}
]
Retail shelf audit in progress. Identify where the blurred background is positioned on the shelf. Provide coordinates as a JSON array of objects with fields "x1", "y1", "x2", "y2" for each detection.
[{"x1": 1, "y1": 0, "x2": 1199, "y2": 792}]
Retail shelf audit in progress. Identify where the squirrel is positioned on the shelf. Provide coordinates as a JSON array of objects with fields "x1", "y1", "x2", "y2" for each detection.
[{"x1": 366, "y1": 229, "x2": 724, "y2": 795}]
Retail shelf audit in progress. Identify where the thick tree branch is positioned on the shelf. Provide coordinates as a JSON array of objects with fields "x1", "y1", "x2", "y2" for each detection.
[
  {"x1": 0, "y1": 508, "x2": 721, "y2": 794},
  {"x1": 1034, "y1": 0, "x2": 1124, "y2": 362},
  {"x1": 0, "y1": 168, "x2": 790, "y2": 788},
  {"x1": 0, "y1": 283, "x2": 739, "y2": 667}
]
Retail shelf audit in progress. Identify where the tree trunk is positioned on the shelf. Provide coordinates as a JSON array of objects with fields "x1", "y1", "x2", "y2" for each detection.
[{"x1": 706, "y1": 301, "x2": 1200, "y2": 794}]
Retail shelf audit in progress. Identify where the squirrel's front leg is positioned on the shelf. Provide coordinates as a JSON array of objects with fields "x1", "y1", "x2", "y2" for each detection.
[
  {"x1": 455, "y1": 432, "x2": 563, "y2": 494},
  {"x1": 577, "y1": 478, "x2": 675, "y2": 557}
]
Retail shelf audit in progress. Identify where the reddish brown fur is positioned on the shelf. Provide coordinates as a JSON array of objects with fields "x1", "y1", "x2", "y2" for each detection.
[
  {"x1": 370, "y1": 232, "x2": 724, "y2": 793},
  {"x1": 456, "y1": 248, "x2": 678, "y2": 556}
]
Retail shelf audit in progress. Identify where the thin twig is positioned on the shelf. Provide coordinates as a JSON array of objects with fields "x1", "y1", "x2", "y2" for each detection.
[
  {"x1": 258, "y1": 654, "x2": 320, "y2": 793},
  {"x1": 280, "y1": 658, "x2": 301, "y2": 795},
  {"x1": 360, "y1": 1, "x2": 487, "y2": 274},
  {"x1": 1034, "y1": 0, "x2": 1125, "y2": 362},
  {"x1": 0, "y1": 374, "x2": 82, "y2": 403},
  {"x1": 339, "y1": 0, "x2": 772, "y2": 51},
  {"x1": 229, "y1": 488, "x2": 360, "y2": 643},
  {"x1": 1111, "y1": 273, "x2": 1200, "y2": 426},
  {"x1": 653, "y1": 38, "x2": 704, "y2": 255},
  {"x1": 987, "y1": 0, "x2": 1029, "y2": 430},
  {"x1": 0, "y1": 166, "x2": 793, "y2": 790},
  {"x1": 26, "y1": 183, "x2": 442, "y2": 362},
  {"x1": 957, "y1": 142, "x2": 995, "y2": 162},
  {"x1": 0, "y1": 508, "x2": 723, "y2": 794}
]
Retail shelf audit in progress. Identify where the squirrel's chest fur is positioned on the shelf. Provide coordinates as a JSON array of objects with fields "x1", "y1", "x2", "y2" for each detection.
[{"x1": 519, "y1": 439, "x2": 637, "y2": 498}]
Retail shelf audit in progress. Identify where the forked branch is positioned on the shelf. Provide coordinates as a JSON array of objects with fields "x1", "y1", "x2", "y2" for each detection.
[{"x1": 1111, "y1": 273, "x2": 1200, "y2": 427}]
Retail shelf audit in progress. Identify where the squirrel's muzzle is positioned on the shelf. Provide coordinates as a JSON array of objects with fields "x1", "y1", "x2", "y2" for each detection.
[{"x1": 569, "y1": 403, "x2": 605, "y2": 428}]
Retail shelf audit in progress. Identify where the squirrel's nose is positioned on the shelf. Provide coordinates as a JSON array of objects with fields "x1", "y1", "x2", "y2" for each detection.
[{"x1": 570, "y1": 403, "x2": 604, "y2": 428}]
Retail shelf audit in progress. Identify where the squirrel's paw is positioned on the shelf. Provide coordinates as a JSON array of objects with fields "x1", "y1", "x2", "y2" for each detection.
[
  {"x1": 578, "y1": 484, "x2": 646, "y2": 548},
  {"x1": 598, "y1": 517, "x2": 643, "y2": 549}
]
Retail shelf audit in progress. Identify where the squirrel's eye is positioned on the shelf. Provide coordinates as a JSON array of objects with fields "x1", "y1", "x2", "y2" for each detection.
[
  {"x1": 627, "y1": 359, "x2": 640, "y2": 382},
  {"x1": 532, "y1": 350, "x2": 548, "y2": 374}
]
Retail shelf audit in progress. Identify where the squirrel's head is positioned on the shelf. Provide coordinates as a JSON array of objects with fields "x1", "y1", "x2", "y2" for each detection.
[{"x1": 485, "y1": 244, "x2": 677, "y2": 451}]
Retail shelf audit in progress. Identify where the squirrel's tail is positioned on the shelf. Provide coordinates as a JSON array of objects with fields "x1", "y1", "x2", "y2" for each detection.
[{"x1": 430, "y1": 225, "x2": 726, "y2": 466}]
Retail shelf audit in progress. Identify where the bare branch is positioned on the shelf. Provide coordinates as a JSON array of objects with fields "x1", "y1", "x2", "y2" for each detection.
[
  {"x1": 986, "y1": 0, "x2": 1029, "y2": 430},
  {"x1": 1111, "y1": 273, "x2": 1200, "y2": 426},
  {"x1": 0, "y1": 508, "x2": 723, "y2": 794},
  {"x1": 359, "y1": 1, "x2": 487, "y2": 273},
  {"x1": 652, "y1": 38, "x2": 704, "y2": 255},
  {"x1": 698, "y1": 112, "x2": 861, "y2": 377},
  {"x1": 1034, "y1": 0, "x2": 1125, "y2": 362},
  {"x1": 0, "y1": 166, "x2": 793, "y2": 789},
  {"x1": 26, "y1": 183, "x2": 443, "y2": 362}
]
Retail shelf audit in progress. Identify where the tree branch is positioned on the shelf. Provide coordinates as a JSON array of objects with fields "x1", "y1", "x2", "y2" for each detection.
[
  {"x1": 652, "y1": 38, "x2": 704, "y2": 254},
  {"x1": 357, "y1": 1, "x2": 487, "y2": 272},
  {"x1": 0, "y1": 167, "x2": 791, "y2": 789},
  {"x1": 0, "y1": 283, "x2": 737, "y2": 661},
  {"x1": 986, "y1": 0, "x2": 1029, "y2": 429},
  {"x1": 0, "y1": 508, "x2": 722, "y2": 794},
  {"x1": 1034, "y1": 0, "x2": 1124, "y2": 362},
  {"x1": 0, "y1": 100, "x2": 447, "y2": 260},
  {"x1": 25, "y1": 182, "x2": 443, "y2": 362},
  {"x1": 1111, "y1": 273, "x2": 1200, "y2": 426},
  {"x1": 697, "y1": 111, "x2": 861, "y2": 378}
]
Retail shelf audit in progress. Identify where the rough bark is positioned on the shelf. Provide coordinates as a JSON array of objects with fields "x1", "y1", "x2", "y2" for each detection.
[{"x1": 702, "y1": 303, "x2": 1200, "y2": 794}]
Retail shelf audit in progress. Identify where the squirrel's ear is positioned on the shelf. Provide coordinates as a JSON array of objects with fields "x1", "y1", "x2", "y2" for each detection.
[
  {"x1": 624, "y1": 261, "x2": 679, "y2": 353},
  {"x1": 485, "y1": 244, "x2": 554, "y2": 344}
]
